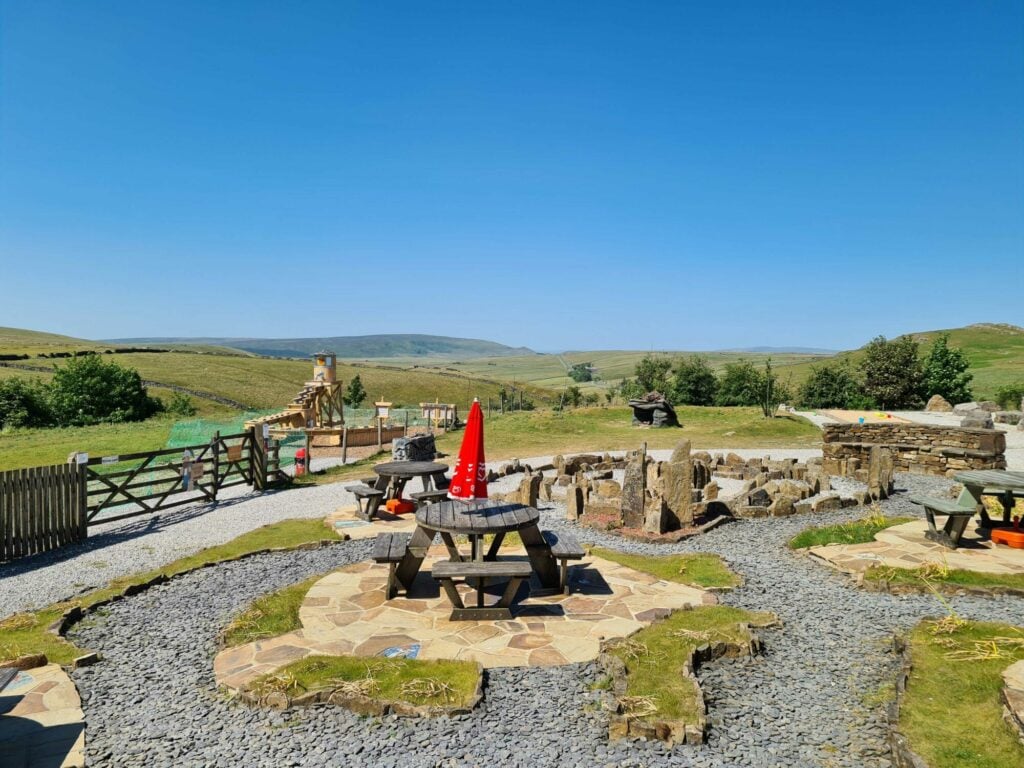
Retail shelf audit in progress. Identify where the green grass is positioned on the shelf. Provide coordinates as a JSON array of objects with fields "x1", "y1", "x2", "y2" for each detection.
[
  {"x1": 775, "y1": 323, "x2": 1024, "y2": 400},
  {"x1": 0, "y1": 417, "x2": 181, "y2": 470},
  {"x1": 222, "y1": 574, "x2": 322, "y2": 647},
  {"x1": 864, "y1": 565, "x2": 1024, "y2": 592},
  {"x1": 590, "y1": 548, "x2": 741, "y2": 589},
  {"x1": 607, "y1": 606, "x2": 776, "y2": 723},
  {"x1": 0, "y1": 519, "x2": 333, "y2": 665},
  {"x1": 899, "y1": 618, "x2": 1024, "y2": 768},
  {"x1": 245, "y1": 654, "x2": 480, "y2": 709},
  {"x1": 432, "y1": 406, "x2": 820, "y2": 461},
  {"x1": 788, "y1": 515, "x2": 915, "y2": 549}
]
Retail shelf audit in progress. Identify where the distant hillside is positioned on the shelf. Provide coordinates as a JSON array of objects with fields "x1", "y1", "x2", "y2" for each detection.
[
  {"x1": 106, "y1": 334, "x2": 534, "y2": 359},
  {"x1": 774, "y1": 323, "x2": 1024, "y2": 399}
]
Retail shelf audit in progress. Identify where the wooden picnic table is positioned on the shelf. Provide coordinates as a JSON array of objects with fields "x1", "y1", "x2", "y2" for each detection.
[
  {"x1": 392, "y1": 499, "x2": 560, "y2": 594},
  {"x1": 372, "y1": 460, "x2": 449, "y2": 500},
  {"x1": 954, "y1": 470, "x2": 1024, "y2": 528}
]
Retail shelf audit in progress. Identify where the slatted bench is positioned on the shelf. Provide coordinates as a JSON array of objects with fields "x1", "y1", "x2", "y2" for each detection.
[
  {"x1": 346, "y1": 484, "x2": 386, "y2": 521},
  {"x1": 410, "y1": 489, "x2": 449, "y2": 509},
  {"x1": 542, "y1": 530, "x2": 586, "y2": 594},
  {"x1": 911, "y1": 491, "x2": 977, "y2": 549},
  {"x1": 0, "y1": 667, "x2": 18, "y2": 692},
  {"x1": 432, "y1": 559, "x2": 532, "y2": 620},
  {"x1": 372, "y1": 532, "x2": 411, "y2": 599}
]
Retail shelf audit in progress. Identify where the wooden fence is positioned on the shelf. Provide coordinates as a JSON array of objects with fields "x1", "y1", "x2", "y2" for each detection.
[{"x1": 0, "y1": 463, "x2": 86, "y2": 561}]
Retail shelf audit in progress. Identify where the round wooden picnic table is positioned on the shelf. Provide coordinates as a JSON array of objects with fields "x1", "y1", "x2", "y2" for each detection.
[{"x1": 372, "y1": 460, "x2": 449, "y2": 499}]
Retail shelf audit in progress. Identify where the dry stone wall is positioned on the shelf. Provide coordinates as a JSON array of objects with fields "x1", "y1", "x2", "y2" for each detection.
[{"x1": 822, "y1": 423, "x2": 1006, "y2": 478}]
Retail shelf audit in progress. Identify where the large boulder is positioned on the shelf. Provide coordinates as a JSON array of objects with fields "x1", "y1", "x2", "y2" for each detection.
[
  {"x1": 978, "y1": 400, "x2": 1001, "y2": 413},
  {"x1": 961, "y1": 412, "x2": 994, "y2": 429},
  {"x1": 925, "y1": 394, "x2": 953, "y2": 412},
  {"x1": 953, "y1": 401, "x2": 982, "y2": 414},
  {"x1": 994, "y1": 411, "x2": 1022, "y2": 425}
]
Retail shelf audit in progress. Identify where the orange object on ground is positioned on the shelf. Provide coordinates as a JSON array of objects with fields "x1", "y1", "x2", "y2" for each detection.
[
  {"x1": 385, "y1": 498, "x2": 415, "y2": 515},
  {"x1": 992, "y1": 525, "x2": 1024, "y2": 549}
]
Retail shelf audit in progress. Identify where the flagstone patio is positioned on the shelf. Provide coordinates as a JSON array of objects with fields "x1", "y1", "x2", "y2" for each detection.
[
  {"x1": 0, "y1": 664, "x2": 85, "y2": 768},
  {"x1": 215, "y1": 547, "x2": 714, "y2": 692},
  {"x1": 809, "y1": 518, "x2": 1024, "y2": 575}
]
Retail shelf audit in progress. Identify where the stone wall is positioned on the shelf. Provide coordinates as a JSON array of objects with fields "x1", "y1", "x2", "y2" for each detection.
[{"x1": 822, "y1": 423, "x2": 1006, "y2": 478}]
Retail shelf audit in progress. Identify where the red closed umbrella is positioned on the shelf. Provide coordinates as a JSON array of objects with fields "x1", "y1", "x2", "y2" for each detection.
[{"x1": 448, "y1": 398, "x2": 488, "y2": 499}]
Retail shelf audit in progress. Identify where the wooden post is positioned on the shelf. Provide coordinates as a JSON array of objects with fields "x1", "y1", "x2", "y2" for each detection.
[
  {"x1": 304, "y1": 431, "x2": 312, "y2": 473},
  {"x1": 640, "y1": 440, "x2": 647, "y2": 500},
  {"x1": 377, "y1": 419, "x2": 383, "y2": 451},
  {"x1": 341, "y1": 427, "x2": 348, "y2": 464},
  {"x1": 404, "y1": 410, "x2": 409, "y2": 436},
  {"x1": 212, "y1": 431, "x2": 221, "y2": 501},
  {"x1": 519, "y1": 391, "x2": 523, "y2": 411},
  {"x1": 487, "y1": 397, "x2": 491, "y2": 417}
]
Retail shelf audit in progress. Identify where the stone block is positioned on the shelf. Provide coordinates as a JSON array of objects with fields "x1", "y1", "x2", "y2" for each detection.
[{"x1": 566, "y1": 484, "x2": 584, "y2": 521}]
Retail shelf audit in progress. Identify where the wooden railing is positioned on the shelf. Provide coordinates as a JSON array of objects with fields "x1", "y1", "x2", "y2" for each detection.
[{"x1": 0, "y1": 463, "x2": 86, "y2": 561}]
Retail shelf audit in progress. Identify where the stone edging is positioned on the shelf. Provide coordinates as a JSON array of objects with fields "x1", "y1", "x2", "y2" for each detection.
[
  {"x1": 886, "y1": 634, "x2": 932, "y2": 768},
  {"x1": 858, "y1": 573, "x2": 1024, "y2": 599},
  {"x1": 595, "y1": 614, "x2": 774, "y2": 746},
  {"x1": 232, "y1": 663, "x2": 485, "y2": 718}
]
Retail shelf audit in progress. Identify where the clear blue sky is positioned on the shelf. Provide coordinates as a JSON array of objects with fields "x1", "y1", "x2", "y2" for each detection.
[{"x1": 1, "y1": 1, "x2": 1021, "y2": 352}]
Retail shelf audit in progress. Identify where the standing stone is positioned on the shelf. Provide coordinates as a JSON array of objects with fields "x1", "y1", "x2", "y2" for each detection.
[
  {"x1": 768, "y1": 496, "x2": 796, "y2": 517},
  {"x1": 644, "y1": 497, "x2": 670, "y2": 534},
  {"x1": 540, "y1": 477, "x2": 555, "y2": 502},
  {"x1": 566, "y1": 484, "x2": 584, "y2": 521},
  {"x1": 703, "y1": 481, "x2": 719, "y2": 501},
  {"x1": 662, "y1": 457, "x2": 694, "y2": 528},
  {"x1": 518, "y1": 473, "x2": 542, "y2": 507},
  {"x1": 867, "y1": 446, "x2": 895, "y2": 501},
  {"x1": 669, "y1": 439, "x2": 692, "y2": 464},
  {"x1": 621, "y1": 457, "x2": 646, "y2": 528}
]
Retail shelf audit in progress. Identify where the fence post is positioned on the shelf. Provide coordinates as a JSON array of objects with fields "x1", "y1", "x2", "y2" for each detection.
[
  {"x1": 211, "y1": 431, "x2": 220, "y2": 502},
  {"x1": 377, "y1": 419, "x2": 383, "y2": 451},
  {"x1": 341, "y1": 427, "x2": 348, "y2": 464},
  {"x1": 404, "y1": 410, "x2": 409, "y2": 436},
  {"x1": 250, "y1": 426, "x2": 266, "y2": 492}
]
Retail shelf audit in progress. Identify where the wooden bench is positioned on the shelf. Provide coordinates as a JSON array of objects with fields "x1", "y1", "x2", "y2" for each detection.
[
  {"x1": 410, "y1": 488, "x2": 449, "y2": 509},
  {"x1": 543, "y1": 530, "x2": 586, "y2": 594},
  {"x1": 0, "y1": 667, "x2": 18, "y2": 692},
  {"x1": 372, "y1": 532, "x2": 411, "y2": 599},
  {"x1": 346, "y1": 484, "x2": 386, "y2": 521},
  {"x1": 432, "y1": 559, "x2": 532, "y2": 620},
  {"x1": 911, "y1": 490, "x2": 977, "y2": 549}
]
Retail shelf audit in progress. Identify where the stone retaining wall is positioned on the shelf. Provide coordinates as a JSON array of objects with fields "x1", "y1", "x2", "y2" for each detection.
[{"x1": 822, "y1": 423, "x2": 1006, "y2": 478}]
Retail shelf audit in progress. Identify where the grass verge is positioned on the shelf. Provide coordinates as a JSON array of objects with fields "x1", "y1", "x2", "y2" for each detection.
[
  {"x1": 788, "y1": 514, "x2": 915, "y2": 549},
  {"x1": 900, "y1": 618, "x2": 1024, "y2": 768},
  {"x1": 590, "y1": 548, "x2": 741, "y2": 589},
  {"x1": 0, "y1": 519, "x2": 334, "y2": 665},
  {"x1": 245, "y1": 654, "x2": 479, "y2": 709},
  {"x1": 864, "y1": 565, "x2": 1024, "y2": 593},
  {"x1": 606, "y1": 606, "x2": 775, "y2": 722},
  {"x1": 221, "y1": 574, "x2": 323, "y2": 648}
]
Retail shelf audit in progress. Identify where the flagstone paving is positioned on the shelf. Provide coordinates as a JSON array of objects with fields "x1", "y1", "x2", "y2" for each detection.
[
  {"x1": 215, "y1": 548, "x2": 712, "y2": 691},
  {"x1": 323, "y1": 505, "x2": 417, "y2": 540},
  {"x1": 0, "y1": 664, "x2": 85, "y2": 768},
  {"x1": 809, "y1": 518, "x2": 1024, "y2": 575}
]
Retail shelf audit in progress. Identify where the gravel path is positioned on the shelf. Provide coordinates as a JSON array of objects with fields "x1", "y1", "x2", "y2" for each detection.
[{"x1": 63, "y1": 472, "x2": 1024, "y2": 767}]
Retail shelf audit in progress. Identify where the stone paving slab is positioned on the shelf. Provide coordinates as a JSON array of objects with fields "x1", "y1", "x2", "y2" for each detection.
[
  {"x1": 1003, "y1": 659, "x2": 1024, "y2": 740},
  {"x1": 215, "y1": 548, "x2": 713, "y2": 691},
  {"x1": 809, "y1": 519, "x2": 1024, "y2": 575},
  {"x1": 323, "y1": 506, "x2": 418, "y2": 540},
  {"x1": 0, "y1": 664, "x2": 85, "y2": 768}
]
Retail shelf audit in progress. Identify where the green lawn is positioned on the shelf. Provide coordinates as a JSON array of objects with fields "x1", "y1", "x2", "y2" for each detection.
[
  {"x1": 0, "y1": 519, "x2": 334, "y2": 665},
  {"x1": 788, "y1": 515, "x2": 915, "y2": 549},
  {"x1": 222, "y1": 573, "x2": 322, "y2": 647},
  {"x1": 864, "y1": 565, "x2": 1024, "y2": 593},
  {"x1": 590, "y1": 548, "x2": 741, "y2": 589},
  {"x1": 900, "y1": 619, "x2": 1024, "y2": 768}
]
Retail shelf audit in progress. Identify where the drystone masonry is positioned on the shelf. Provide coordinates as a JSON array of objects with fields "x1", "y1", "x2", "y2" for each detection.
[{"x1": 822, "y1": 423, "x2": 1006, "y2": 478}]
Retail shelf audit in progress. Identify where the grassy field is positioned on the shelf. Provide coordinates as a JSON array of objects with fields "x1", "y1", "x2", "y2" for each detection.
[{"x1": 774, "y1": 323, "x2": 1024, "y2": 400}]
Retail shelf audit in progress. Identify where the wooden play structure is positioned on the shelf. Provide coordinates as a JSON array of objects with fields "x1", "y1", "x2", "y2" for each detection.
[{"x1": 245, "y1": 352, "x2": 347, "y2": 446}]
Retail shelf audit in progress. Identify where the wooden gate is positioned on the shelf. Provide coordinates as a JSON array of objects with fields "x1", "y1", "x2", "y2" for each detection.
[{"x1": 0, "y1": 463, "x2": 86, "y2": 560}]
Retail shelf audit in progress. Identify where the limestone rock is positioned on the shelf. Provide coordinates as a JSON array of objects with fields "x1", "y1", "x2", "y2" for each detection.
[
  {"x1": 925, "y1": 394, "x2": 953, "y2": 412},
  {"x1": 566, "y1": 484, "x2": 584, "y2": 521}
]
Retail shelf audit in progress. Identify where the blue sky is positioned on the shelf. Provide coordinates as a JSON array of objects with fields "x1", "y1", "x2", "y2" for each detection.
[{"x1": 1, "y1": 1, "x2": 1021, "y2": 352}]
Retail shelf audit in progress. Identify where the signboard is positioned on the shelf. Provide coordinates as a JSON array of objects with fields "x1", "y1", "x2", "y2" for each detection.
[
  {"x1": 101, "y1": 455, "x2": 119, "y2": 465},
  {"x1": 226, "y1": 445, "x2": 243, "y2": 462}
]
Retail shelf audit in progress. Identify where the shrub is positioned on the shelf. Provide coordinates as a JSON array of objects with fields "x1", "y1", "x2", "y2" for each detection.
[
  {"x1": 994, "y1": 384, "x2": 1024, "y2": 410},
  {"x1": 797, "y1": 361, "x2": 863, "y2": 409},
  {"x1": 633, "y1": 355, "x2": 672, "y2": 395},
  {"x1": 0, "y1": 378, "x2": 53, "y2": 429},
  {"x1": 166, "y1": 392, "x2": 198, "y2": 417},
  {"x1": 922, "y1": 334, "x2": 973, "y2": 405},
  {"x1": 714, "y1": 361, "x2": 764, "y2": 407},
  {"x1": 568, "y1": 363, "x2": 593, "y2": 382},
  {"x1": 343, "y1": 374, "x2": 367, "y2": 407},
  {"x1": 48, "y1": 355, "x2": 163, "y2": 427},
  {"x1": 670, "y1": 356, "x2": 718, "y2": 406},
  {"x1": 859, "y1": 335, "x2": 924, "y2": 410}
]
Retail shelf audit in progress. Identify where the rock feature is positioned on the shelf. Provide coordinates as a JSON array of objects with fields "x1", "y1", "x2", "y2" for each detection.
[
  {"x1": 628, "y1": 392, "x2": 680, "y2": 428},
  {"x1": 961, "y1": 411, "x2": 995, "y2": 430},
  {"x1": 925, "y1": 394, "x2": 953, "y2": 412}
]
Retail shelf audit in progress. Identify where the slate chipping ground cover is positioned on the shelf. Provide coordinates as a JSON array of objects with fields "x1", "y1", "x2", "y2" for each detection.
[{"x1": 37, "y1": 473, "x2": 1024, "y2": 765}]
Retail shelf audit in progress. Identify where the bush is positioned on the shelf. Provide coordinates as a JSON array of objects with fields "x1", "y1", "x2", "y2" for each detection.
[
  {"x1": 994, "y1": 384, "x2": 1024, "y2": 411},
  {"x1": 0, "y1": 378, "x2": 53, "y2": 429},
  {"x1": 633, "y1": 355, "x2": 672, "y2": 395},
  {"x1": 48, "y1": 355, "x2": 163, "y2": 427},
  {"x1": 797, "y1": 361, "x2": 863, "y2": 409},
  {"x1": 714, "y1": 361, "x2": 764, "y2": 407},
  {"x1": 166, "y1": 392, "x2": 198, "y2": 417},
  {"x1": 568, "y1": 363, "x2": 593, "y2": 383},
  {"x1": 670, "y1": 356, "x2": 718, "y2": 406},
  {"x1": 344, "y1": 374, "x2": 367, "y2": 407},
  {"x1": 922, "y1": 334, "x2": 973, "y2": 405},
  {"x1": 859, "y1": 335, "x2": 924, "y2": 410}
]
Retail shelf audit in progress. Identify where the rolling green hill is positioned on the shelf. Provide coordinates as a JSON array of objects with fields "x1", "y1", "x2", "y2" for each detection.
[
  {"x1": 105, "y1": 334, "x2": 533, "y2": 359},
  {"x1": 773, "y1": 323, "x2": 1024, "y2": 399}
]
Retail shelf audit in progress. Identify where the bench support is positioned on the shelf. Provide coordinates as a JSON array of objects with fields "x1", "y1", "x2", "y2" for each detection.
[{"x1": 924, "y1": 511, "x2": 973, "y2": 550}]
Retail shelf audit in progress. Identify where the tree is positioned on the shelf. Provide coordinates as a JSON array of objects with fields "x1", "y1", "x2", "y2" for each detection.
[
  {"x1": 797, "y1": 361, "x2": 865, "y2": 409},
  {"x1": 921, "y1": 334, "x2": 973, "y2": 405},
  {"x1": 859, "y1": 335, "x2": 924, "y2": 409},
  {"x1": 344, "y1": 375, "x2": 367, "y2": 407},
  {"x1": 714, "y1": 361, "x2": 764, "y2": 407},
  {"x1": 49, "y1": 355, "x2": 162, "y2": 426},
  {"x1": 633, "y1": 355, "x2": 672, "y2": 395},
  {"x1": 568, "y1": 363, "x2": 593, "y2": 383},
  {"x1": 0, "y1": 378, "x2": 53, "y2": 429},
  {"x1": 671, "y1": 356, "x2": 718, "y2": 406},
  {"x1": 166, "y1": 391, "x2": 197, "y2": 417},
  {"x1": 562, "y1": 385, "x2": 584, "y2": 408}
]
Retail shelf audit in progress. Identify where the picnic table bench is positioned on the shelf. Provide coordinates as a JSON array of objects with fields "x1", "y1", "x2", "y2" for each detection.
[
  {"x1": 372, "y1": 532, "x2": 411, "y2": 599},
  {"x1": 432, "y1": 559, "x2": 532, "y2": 620},
  {"x1": 346, "y1": 484, "x2": 386, "y2": 521},
  {"x1": 910, "y1": 491, "x2": 976, "y2": 549},
  {"x1": 0, "y1": 667, "x2": 18, "y2": 692},
  {"x1": 542, "y1": 530, "x2": 586, "y2": 594}
]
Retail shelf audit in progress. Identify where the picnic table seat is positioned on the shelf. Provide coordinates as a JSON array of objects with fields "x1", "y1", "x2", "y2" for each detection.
[
  {"x1": 0, "y1": 667, "x2": 18, "y2": 692},
  {"x1": 372, "y1": 532, "x2": 411, "y2": 599},
  {"x1": 432, "y1": 559, "x2": 532, "y2": 620},
  {"x1": 910, "y1": 489, "x2": 977, "y2": 549},
  {"x1": 346, "y1": 484, "x2": 386, "y2": 521},
  {"x1": 410, "y1": 488, "x2": 449, "y2": 509},
  {"x1": 542, "y1": 530, "x2": 586, "y2": 594}
]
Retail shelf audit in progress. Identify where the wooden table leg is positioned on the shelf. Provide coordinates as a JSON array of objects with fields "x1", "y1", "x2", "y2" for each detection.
[
  {"x1": 394, "y1": 525, "x2": 435, "y2": 590},
  {"x1": 519, "y1": 524, "x2": 559, "y2": 590},
  {"x1": 439, "y1": 532, "x2": 463, "y2": 561},
  {"x1": 485, "y1": 532, "x2": 506, "y2": 561}
]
